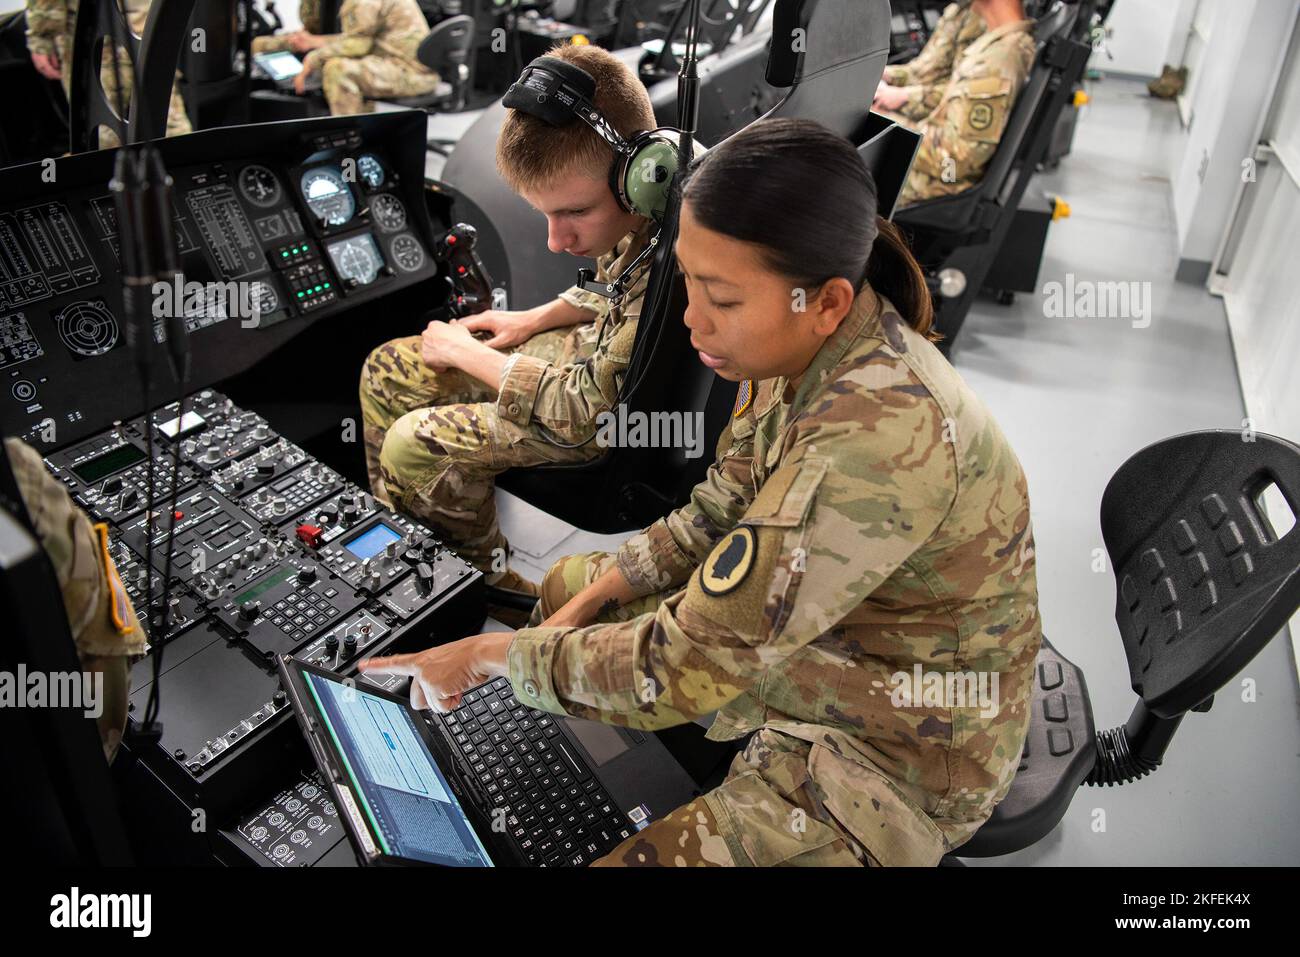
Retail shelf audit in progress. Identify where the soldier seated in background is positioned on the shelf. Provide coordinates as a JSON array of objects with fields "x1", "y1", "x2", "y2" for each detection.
[
  {"x1": 359, "y1": 43, "x2": 657, "y2": 611},
  {"x1": 879, "y1": 0, "x2": 1035, "y2": 208},
  {"x1": 2, "y1": 439, "x2": 145, "y2": 762},
  {"x1": 25, "y1": 0, "x2": 192, "y2": 148},
  {"x1": 285, "y1": 0, "x2": 441, "y2": 115},
  {"x1": 873, "y1": 0, "x2": 985, "y2": 124}
]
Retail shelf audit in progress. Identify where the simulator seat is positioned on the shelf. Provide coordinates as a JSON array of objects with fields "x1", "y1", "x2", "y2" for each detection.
[
  {"x1": 957, "y1": 430, "x2": 1300, "y2": 857},
  {"x1": 367, "y1": 15, "x2": 477, "y2": 114},
  {"x1": 892, "y1": 0, "x2": 1090, "y2": 347},
  {"x1": 496, "y1": 0, "x2": 907, "y2": 532}
]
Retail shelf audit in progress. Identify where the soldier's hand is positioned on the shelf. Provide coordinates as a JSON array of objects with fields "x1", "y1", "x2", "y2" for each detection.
[
  {"x1": 358, "y1": 633, "x2": 513, "y2": 714},
  {"x1": 420, "y1": 318, "x2": 477, "y2": 370},
  {"x1": 287, "y1": 31, "x2": 315, "y2": 54},
  {"x1": 457, "y1": 309, "x2": 540, "y2": 350},
  {"x1": 32, "y1": 52, "x2": 62, "y2": 81},
  {"x1": 873, "y1": 85, "x2": 908, "y2": 112}
]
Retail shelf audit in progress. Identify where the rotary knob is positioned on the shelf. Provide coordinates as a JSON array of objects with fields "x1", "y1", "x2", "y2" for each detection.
[
  {"x1": 341, "y1": 506, "x2": 359, "y2": 525},
  {"x1": 325, "y1": 633, "x2": 340, "y2": 653},
  {"x1": 297, "y1": 566, "x2": 317, "y2": 584},
  {"x1": 252, "y1": 425, "x2": 271, "y2": 441},
  {"x1": 201, "y1": 447, "x2": 222, "y2": 465},
  {"x1": 343, "y1": 633, "x2": 358, "y2": 656},
  {"x1": 238, "y1": 601, "x2": 261, "y2": 622}
]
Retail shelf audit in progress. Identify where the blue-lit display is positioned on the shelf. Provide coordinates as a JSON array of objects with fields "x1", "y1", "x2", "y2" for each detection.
[{"x1": 343, "y1": 523, "x2": 401, "y2": 561}]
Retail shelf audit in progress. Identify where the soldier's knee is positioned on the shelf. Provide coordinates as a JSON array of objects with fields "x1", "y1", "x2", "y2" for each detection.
[{"x1": 323, "y1": 58, "x2": 355, "y2": 87}]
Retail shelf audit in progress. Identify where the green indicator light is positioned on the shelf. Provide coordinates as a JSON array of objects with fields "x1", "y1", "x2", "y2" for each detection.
[
  {"x1": 323, "y1": 282, "x2": 330, "y2": 289},
  {"x1": 313, "y1": 285, "x2": 321, "y2": 292},
  {"x1": 297, "y1": 291, "x2": 304, "y2": 298},
  {"x1": 281, "y1": 251, "x2": 289, "y2": 258}
]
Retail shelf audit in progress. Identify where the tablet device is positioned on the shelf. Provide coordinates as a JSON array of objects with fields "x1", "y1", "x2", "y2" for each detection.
[
  {"x1": 254, "y1": 50, "x2": 304, "y2": 81},
  {"x1": 277, "y1": 656, "x2": 507, "y2": 867}
]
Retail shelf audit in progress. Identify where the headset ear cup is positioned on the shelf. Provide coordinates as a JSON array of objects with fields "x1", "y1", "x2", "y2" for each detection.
[{"x1": 621, "y1": 134, "x2": 681, "y2": 222}]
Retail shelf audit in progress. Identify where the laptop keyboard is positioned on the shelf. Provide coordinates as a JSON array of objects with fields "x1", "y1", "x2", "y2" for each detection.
[{"x1": 440, "y1": 676, "x2": 636, "y2": 867}]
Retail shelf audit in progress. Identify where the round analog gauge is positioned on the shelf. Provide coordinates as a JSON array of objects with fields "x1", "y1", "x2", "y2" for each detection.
[
  {"x1": 371, "y1": 193, "x2": 407, "y2": 232},
  {"x1": 389, "y1": 233, "x2": 426, "y2": 273},
  {"x1": 239, "y1": 164, "x2": 282, "y2": 207},
  {"x1": 326, "y1": 234, "x2": 384, "y2": 286},
  {"x1": 356, "y1": 154, "x2": 385, "y2": 189},
  {"x1": 300, "y1": 166, "x2": 355, "y2": 227}
]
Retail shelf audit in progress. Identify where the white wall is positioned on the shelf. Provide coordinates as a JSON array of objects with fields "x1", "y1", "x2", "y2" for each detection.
[
  {"x1": 1092, "y1": 0, "x2": 1188, "y2": 77},
  {"x1": 1169, "y1": 0, "x2": 1298, "y2": 267}
]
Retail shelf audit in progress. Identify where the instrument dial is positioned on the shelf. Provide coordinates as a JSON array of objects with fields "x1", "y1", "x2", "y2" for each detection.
[
  {"x1": 238, "y1": 165, "x2": 283, "y2": 208},
  {"x1": 371, "y1": 194, "x2": 407, "y2": 233},
  {"x1": 389, "y1": 234, "x2": 426, "y2": 273},
  {"x1": 357, "y1": 154, "x2": 385, "y2": 189},
  {"x1": 300, "y1": 166, "x2": 355, "y2": 227},
  {"x1": 326, "y1": 234, "x2": 385, "y2": 286}
]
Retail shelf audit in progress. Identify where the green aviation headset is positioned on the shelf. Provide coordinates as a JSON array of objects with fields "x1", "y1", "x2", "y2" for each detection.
[{"x1": 502, "y1": 54, "x2": 685, "y2": 223}]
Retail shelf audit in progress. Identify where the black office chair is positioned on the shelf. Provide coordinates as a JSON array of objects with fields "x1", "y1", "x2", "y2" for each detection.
[
  {"x1": 956, "y1": 430, "x2": 1300, "y2": 857},
  {"x1": 368, "y1": 15, "x2": 476, "y2": 114}
]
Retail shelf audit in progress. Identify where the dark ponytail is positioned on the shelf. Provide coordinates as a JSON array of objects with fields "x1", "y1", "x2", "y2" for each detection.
[
  {"x1": 867, "y1": 217, "x2": 938, "y2": 341},
  {"x1": 680, "y1": 117, "x2": 939, "y2": 341}
]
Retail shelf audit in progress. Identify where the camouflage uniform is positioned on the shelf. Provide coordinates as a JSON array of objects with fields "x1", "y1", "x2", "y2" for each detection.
[
  {"x1": 881, "y1": 1, "x2": 986, "y2": 122},
  {"x1": 895, "y1": 18, "x2": 1036, "y2": 208},
  {"x1": 251, "y1": 0, "x2": 323, "y2": 54},
  {"x1": 302, "y1": 0, "x2": 440, "y2": 115},
  {"x1": 3, "y1": 439, "x2": 145, "y2": 762},
  {"x1": 360, "y1": 220, "x2": 655, "y2": 576},
  {"x1": 25, "y1": 0, "x2": 192, "y2": 148},
  {"x1": 510, "y1": 286, "x2": 1042, "y2": 866}
]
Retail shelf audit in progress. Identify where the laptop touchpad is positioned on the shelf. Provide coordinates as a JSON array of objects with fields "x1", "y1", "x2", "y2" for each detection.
[{"x1": 563, "y1": 717, "x2": 634, "y2": 767}]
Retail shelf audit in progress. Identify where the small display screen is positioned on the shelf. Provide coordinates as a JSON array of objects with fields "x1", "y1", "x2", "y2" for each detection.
[
  {"x1": 235, "y1": 565, "x2": 294, "y2": 605},
  {"x1": 304, "y1": 669, "x2": 494, "y2": 866},
  {"x1": 157, "y1": 410, "x2": 207, "y2": 439},
  {"x1": 71, "y1": 443, "x2": 147, "y2": 483},
  {"x1": 255, "y1": 51, "x2": 303, "y2": 80},
  {"x1": 344, "y1": 523, "x2": 401, "y2": 561}
]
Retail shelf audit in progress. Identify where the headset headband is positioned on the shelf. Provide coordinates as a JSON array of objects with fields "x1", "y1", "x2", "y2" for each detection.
[{"x1": 502, "y1": 56, "x2": 635, "y2": 157}]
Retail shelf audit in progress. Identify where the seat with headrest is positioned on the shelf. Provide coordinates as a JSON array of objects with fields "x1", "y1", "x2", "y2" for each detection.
[{"x1": 367, "y1": 15, "x2": 476, "y2": 112}]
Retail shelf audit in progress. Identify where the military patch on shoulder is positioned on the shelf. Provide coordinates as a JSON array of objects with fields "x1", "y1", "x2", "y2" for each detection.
[
  {"x1": 968, "y1": 102, "x2": 994, "y2": 130},
  {"x1": 701, "y1": 525, "x2": 757, "y2": 596},
  {"x1": 93, "y1": 522, "x2": 134, "y2": 634},
  {"x1": 733, "y1": 379, "x2": 754, "y2": 418}
]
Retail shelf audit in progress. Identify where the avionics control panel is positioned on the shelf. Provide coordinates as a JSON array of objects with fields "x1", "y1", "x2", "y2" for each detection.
[
  {"x1": 0, "y1": 113, "x2": 441, "y2": 450},
  {"x1": 41, "y1": 388, "x2": 484, "y2": 809}
]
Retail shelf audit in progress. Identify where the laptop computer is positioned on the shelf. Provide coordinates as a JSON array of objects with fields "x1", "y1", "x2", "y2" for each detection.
[
  {"x1": 277, "y1": 656, "x2": 700, "y2": 867},
  {"x1": 253, "y1": 51, "x2": 323, "y2": 92}
]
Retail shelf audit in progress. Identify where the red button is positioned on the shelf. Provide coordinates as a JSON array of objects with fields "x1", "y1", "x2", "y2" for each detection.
[{"x1": 173, "y1": 510, "x2": 184, "y2": 520}]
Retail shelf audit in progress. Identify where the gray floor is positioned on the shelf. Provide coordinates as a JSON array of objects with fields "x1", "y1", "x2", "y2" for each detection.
[{"x1": 486, "y1": 76, "x2": 1300, "y2": 865}]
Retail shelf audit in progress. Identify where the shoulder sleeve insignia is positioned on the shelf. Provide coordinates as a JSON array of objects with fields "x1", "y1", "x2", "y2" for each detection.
[
  {"x1": 733, "y1": 379, "x2": 754, "y2": 418},
  {"x1": 968, "y1": 102, "x2": 994, "y2": 130},
  {"x1": 700, "y1": 525, "x2": 757, "y2": 596}
]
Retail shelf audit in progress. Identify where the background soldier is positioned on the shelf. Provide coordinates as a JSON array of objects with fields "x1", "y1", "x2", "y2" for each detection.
[
  {"x1": 2, "y1": 439, "x2": 145, "y2": 762},
  {"x1": 889, "y1": 0, "x2": 1035, "y2": 207},
  {"x1": 874, "y1": 0, "x2": 986, "y2": 122},
  {"x1": 290, "y1": 0, "x2": 440, "y2": 115},
  {"x1": 26, "y1": 0, "x2": 193, "y2": 148}
]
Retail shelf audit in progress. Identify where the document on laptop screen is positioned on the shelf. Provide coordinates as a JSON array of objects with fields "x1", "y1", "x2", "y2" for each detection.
[{"x1": 304, "y1": 670, "x2": 494, "y2": 867}]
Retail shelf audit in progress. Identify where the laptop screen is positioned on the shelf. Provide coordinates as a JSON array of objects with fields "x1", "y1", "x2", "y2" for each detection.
[
  {"x1": 255, "y1": 51, "x2": 304, "y2": 81},
  {"x1": 303, "y1": 669, "x2": 494, "y2": 867}
]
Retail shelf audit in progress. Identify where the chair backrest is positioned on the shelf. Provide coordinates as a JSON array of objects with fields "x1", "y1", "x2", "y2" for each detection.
[
  {"x1": 416, "y1": 14, "x2": 476, "y2": 73},
  {"x1": 1100, "y1": 431, "x2": 1300, "y2": 718},
  {"x1": 760, "y1": 0, "x2": 891, "y2": 141}
]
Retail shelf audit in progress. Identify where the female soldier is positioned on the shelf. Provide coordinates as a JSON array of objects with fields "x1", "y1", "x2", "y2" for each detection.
[{"x1": 360, "y1": 118, "x2": 1042, "y2": 867}]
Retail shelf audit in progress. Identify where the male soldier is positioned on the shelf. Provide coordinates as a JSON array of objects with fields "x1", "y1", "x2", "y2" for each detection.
[
  {"x1": 26, "y1": 0, "x2": 193, "y2": 148},
  {"x1": 2, "y1": 439, "x2": 145, "y2": 762},
  {"x1": 886, "y1": 0, "x2": 1036, "y2": 208},
  {"x1": 252, "y1": 0, "x2": 323, "y2": 54},
  {"x1": 873, "y1": 1, "x2": 985, "y2": 123},
  {"x1": 359, "y1": 43, "x2": 657, "y2": 606},
  {"x1": 288, "y1": 0, "x2": 440, "y2": 115}
]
